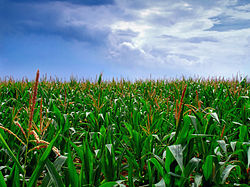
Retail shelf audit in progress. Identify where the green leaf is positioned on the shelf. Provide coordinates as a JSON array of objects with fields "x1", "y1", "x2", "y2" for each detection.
[
  {"x1": 217, "y1": 140, "x2": 227, "y2": 155},
  {"x1": 190, "y1": 134, "x2": 214, "y2": 137},
  {"x1": 194, "y1": 174, "x2": 202, "y2": 187},
  {"x1": 221, "y1": 165, "x2": 237, "y2": 184},
  {"x1": 127, "y1": 157, "x2": 134, "y2": 187},
  {"x1": 53, "y1": 155, "x2": 68, "y2": 171},
  {"x1": 106, "y1": 144, "x2": 112, "y2": 155},
  {"x1": 0, "y1": 132, "x2": 24, "y2": 174},
  {"x1": 247, "y1": 146, "x2": 250, "y2": 168},
  {"x1": 150, "y1": 157, "x2": 169, "y2": 185},
  {"x1": 44, "y1": 158, "x2": 64, "y2": 187},
  {"x1": 175, "y1": 115, "x2": 190, "y2": 144},
  {"x1": 184, "y1": 157, "x2": 201, "y2": 177},
  {"x1": 189, "y1": 115, "x2": 198, "y2": 133},
  {"x1": 149, "y1": 158, "x2": 164, "y2": 177},
  {"x1": 69, "y1": 140, "x2": 83, "y2": 160},
  {"x1": 164, "y1": 148, "x2": 174, "y2": 183},
  {"x1": 63, "y1": 115, "x2": 70, "y2": 134},
  {"x1": 79, "y1": 137, "x2": 95, "y2": 186},
  {"x1": 154, "y1": 178, "x2": 166, "y2": 187},
  {"x1": 148, "y1": 161, "x2": 153, "y2": 186},
  {"x1": 210, "y1": 112, "x2": 220, "y2": 123},
  {"x1": 202, "y1": 155, "x2": 214, "y2": 180},
  {"x1": 230, "y1": 142, "x2": 237, "y2": 152},
  {"x1": 13, "y1": 164, "x2": 20, "y2": 187},
  {"x1": 53, "y1": 104, "x2": 64, "y2": 129},
  {"x1": 98, "y1": 73, "x2": 102, "y2": 85},
  {"x1": 0, "y1": 170, "x2": 6, "y2": 187},
  {"x1": 42, "y1": 156, "x2": 67, "y2": 187},
  {"x1": 99, "y1": 181, "x2": 117, "y2": 187},
  {"x1": 239, "y1": 125, "x2": 248, "y2": 142},
  {"x1": 66, "y1": 143, "x2": 79, "y2": 187},
  {"x1": 28, "y1": 128, "x2": 62, "y2": 187},
  {"x1": 168, "y1": 144, "x2": 184, "y2": 172}
]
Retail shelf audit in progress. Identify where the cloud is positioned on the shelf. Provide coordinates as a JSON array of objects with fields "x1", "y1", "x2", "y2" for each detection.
[
  {"x1": 1, "y1": 0, "x2": 250, "y2": 78},
  {"x1": 3, "y1": 0, "x2": 114, "y2": 6},
  {"x1": 0, "y1": 1, "x2": 115, "y2": 45},
  {"x1": 105, "y1": 0, "x2": 250, "y2": 77}
]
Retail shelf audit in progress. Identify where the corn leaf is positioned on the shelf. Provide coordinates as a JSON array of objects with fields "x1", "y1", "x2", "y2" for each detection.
[
  {"x1": 0, "y1": 170, "x2": 6, "y2": 187},
  {"x1": 28, "y1": 128, "x2": 61, "y2": 187},
  {"x1": 0, "y1": 132, "x2": 24, "y2": 174},
  {"x1": 44, "y1": 158, "x2": 64, "y2": 187}
]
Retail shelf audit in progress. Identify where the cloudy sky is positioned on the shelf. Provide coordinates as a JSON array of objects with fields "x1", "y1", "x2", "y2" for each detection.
[{"x1": 0, "y1": 0, "x2": 250, "y2": 80}]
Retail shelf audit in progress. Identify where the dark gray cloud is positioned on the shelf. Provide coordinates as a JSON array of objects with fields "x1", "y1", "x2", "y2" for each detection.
[
  {"x1": 209, "y1": 15, "x2": 250, "y2": 31},
  {"x1": 0, "y1": 1, "x2": 113, "y2": 45},
  {"x1": 159, "y1": 35, "x2": 218, "y2": 43},
  {"x1": 186, "y1": 36, "x2": 218, "y2": 43},
  {"x1": 2, "y1": 0, "x2": 114, "y2": 6}
]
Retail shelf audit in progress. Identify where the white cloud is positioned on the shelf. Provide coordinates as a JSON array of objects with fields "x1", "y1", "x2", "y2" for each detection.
[
  {"x1": 102, "y1": 0, "x2": 250, "y2": 77},
  {"x1": 12, "y1": 0, "x2": 250, "y2": 77},
  {"x1": 235, "y1": 4, "x2": 250, "y2": 11}
]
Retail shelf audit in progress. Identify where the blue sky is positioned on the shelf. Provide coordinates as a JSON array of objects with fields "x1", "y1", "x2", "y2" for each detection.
[{"x1": 0, "y1": 0, "x2": 250, "y2": 80}]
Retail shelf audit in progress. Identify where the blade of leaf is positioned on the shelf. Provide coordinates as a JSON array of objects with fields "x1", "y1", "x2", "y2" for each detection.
[
  {"x1": 248, "y1": 146, "x2": 250, "y2": 168},
  {"x1": 53, "y1": 155, "x2": 67, "y2": 171},
  {"x1": 189, "y1": 115, "x2": 198, "y2": 133},
  {"x1": 217, "y1": 140, "x2": 227, "y2": 155},
  {"x1": 221, "y1": 165, "x2": 237, "y2": 184},
  {"x1": 13, "y1": 164, "x2": 20, "y2": 187},
  {"x1": 230, "y1": 142, "x2": 237, "y2": 152},
  {"x1": 149, "y1": 158, "x2": 164, "y2": 178},
  {"x1": 210, "y1": 112, "x2": 220, "y2": 123},
  {"x1": 42, "y1": 156, "x2": 67, "y2": 187},
  {"x1": 175, "y1": 115, "x2": 190, "y2": 144},
  {"x1": 69, "y1": 140, "x2": 83, "y2": 160},
  {"x1": 99, "y1": 181, "x2": 118, "y2": 187},
  {"x1": 184, "y1": 157, "x2": 201, "y2": 177},
  {"x1": 0, "y1": 170, "x2": 7, "y2": 187},
  {"x1": 154, "y1": 178, "x2": 166, "y2": 187},
  {"x1": 106, "y1": 144, "x2": 112, "y2": 155},
  {"x1": 28, "y1": 128, "x2": 61, "y2": 187},
  {"x1": 66, "y1": 142, "x2": 79, "y2": 187},
  {"x1": 202, "y1": 155, "x2": 214, "y2": 180},
  {"x1": 239, "y1": 125, "x2": 248, "y2": 142},
  {"x1": 98, "y1": 73, "x2": 102, "y2": 85},
  {"x1": 149, "y1": 157, "x2": 169, "y2": 185},
  {"x1": 44, "y1": 158, "x2": 64, "y2": 187},
  {"x1": 148, "y1": 161, "x2": 153, "y2": 186},
  {"x1": 168, "y1": 144, "x2": 184, "y2": 172},
  {"x1": 0, "y1": 132, "x2": 24, "y2": 174},
  {"x1": 194, "y1": 174, "x2": 202, "y2": 187},
  {"x1": 128, "y1": 157, "x2": 134, "y2": 187}
]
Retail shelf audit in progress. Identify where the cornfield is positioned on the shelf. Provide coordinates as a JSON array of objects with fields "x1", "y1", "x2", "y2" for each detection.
[{"x1": 0, "y1": 70, "x2": 249, "y2": 186}]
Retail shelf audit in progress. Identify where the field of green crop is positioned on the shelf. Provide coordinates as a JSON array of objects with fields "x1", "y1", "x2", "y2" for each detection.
[{"x1": 0, "y1": 71, "x2": 249, "y2": 186}]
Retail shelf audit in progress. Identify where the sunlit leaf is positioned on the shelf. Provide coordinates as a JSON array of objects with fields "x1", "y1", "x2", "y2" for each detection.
[{"x1": 168, "y1": 144, "x2": 184, "y2": 172}]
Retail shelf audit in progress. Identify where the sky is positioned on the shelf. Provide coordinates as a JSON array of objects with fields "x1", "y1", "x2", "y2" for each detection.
[{"x1": 0, "y1": 0, "x2": 250, "y2": 81}]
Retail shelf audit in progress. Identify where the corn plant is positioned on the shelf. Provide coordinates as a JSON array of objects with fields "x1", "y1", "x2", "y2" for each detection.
[{"x1": 0, "y1": 72, "x2": 249, "y2": 186}]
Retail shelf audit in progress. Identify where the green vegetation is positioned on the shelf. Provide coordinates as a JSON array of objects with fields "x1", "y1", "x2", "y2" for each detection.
[{"x1": 0, "y1": 71, "x2": 249, "y2": 186}]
